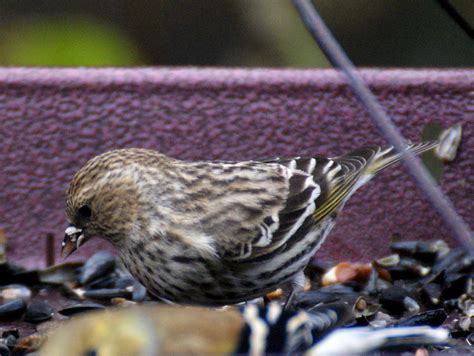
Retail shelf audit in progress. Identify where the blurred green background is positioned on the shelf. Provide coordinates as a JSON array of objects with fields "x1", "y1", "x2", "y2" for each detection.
[{"x1": 0, "y1": 0, "x2": 472, "y2": 67}]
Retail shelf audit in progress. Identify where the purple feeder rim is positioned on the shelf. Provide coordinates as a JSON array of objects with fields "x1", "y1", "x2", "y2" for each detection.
[{"x1": 0, "y1": 67, "x2": 472, "y2": 268}]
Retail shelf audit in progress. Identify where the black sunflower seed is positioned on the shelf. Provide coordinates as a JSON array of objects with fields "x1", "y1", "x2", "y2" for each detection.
[
  {"x1": 0, "y1": 299, "x2": 26, "y2": 321},
  {"x1": 80, "y1": 251, "x2": 116, "y2": 285},
  {"x1": 396, "y1": 309, "x2": 447, "y2": 327},
  {"x1": 24, "y1": 301, "x2": 54, "y2": 323},
  {"x1": 58, "y1": 303, "x2": 105, "y2": 317}
]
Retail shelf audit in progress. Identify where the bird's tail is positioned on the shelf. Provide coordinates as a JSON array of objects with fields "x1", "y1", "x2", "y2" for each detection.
[
  {"x1": 364, "y1": 141, "x2": 438, "y2": 177},
  {"x1": 313, "y1": 141, "x2": 438, "y2": 222}
]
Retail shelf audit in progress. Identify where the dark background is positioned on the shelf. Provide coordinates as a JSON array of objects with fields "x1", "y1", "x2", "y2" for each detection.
[{"x1": 0, "y1": 0, "x2": 472, "y2": 67}]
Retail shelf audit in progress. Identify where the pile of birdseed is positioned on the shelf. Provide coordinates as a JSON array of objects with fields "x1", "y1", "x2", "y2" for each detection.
[{"x1": 0, "y1": 233, "x2": 472, "y2": 354}]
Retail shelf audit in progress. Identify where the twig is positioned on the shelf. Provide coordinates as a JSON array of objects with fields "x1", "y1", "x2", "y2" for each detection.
[
  {"x1": 46, "y1": 233, "x2": 55, "y2": 267},
  {"x1": 293, "y1": 0, "x2": 473, "y2": 252},
  {"x1": 436, "y1": 0, "x2": 474, "y2": 39}
]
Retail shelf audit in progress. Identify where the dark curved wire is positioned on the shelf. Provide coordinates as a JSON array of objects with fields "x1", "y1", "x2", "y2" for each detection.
[
  {"x1": 436, "y1": 0, "x2": 474, "y2": 39},
  {"x1": 292, "y1": 0, "x2": 473, "y2": 252}
]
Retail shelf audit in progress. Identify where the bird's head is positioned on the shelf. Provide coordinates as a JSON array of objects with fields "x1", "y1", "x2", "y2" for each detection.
[{"x1": 63, "y1": 150, "x2": 142, "y2": 258}]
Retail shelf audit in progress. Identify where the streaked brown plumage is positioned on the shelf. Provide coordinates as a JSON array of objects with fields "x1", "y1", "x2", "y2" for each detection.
[{"x1": 63, "y1": 143, "x2": 436, "y2": 305}]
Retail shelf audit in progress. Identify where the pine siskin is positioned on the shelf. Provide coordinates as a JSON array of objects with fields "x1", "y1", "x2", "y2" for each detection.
[
  {"x1": 63, "y1": 143, "x2": 436, "y2": 306},
  {"x1": 40, "y1": 302, "x2": 331, "y2": 355},
  {"x1": 40, "y1": 302, "x2": 448, "y2": 356}
]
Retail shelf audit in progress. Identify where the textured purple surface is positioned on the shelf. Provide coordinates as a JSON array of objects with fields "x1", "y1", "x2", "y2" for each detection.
[{"x1": 0, "y1": 68, "x2": 472, "y2": 269}]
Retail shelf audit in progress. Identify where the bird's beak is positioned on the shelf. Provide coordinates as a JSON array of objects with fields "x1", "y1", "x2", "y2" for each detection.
[{"x1": 62, "y1": 226, "x2": 87, "y2": 258}]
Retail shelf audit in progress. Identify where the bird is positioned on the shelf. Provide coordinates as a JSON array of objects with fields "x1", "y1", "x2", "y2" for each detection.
[
  {"x1": 40, "y1": 302, "x2": 322, "y2": 355},
  {"x1": 63, "y1": 142, "x2": 437, "y2": 306},
  {"x1": 40, "y1": 302, "x2": 448, "y2": 356},
  {"x1": 40, "y1": 304, "x2": 246, "y2": 356}
]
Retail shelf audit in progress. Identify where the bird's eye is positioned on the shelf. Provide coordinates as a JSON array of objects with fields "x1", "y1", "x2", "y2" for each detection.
[{"x1": 78, "y1": 205, "x2": 92, "y2": 219}]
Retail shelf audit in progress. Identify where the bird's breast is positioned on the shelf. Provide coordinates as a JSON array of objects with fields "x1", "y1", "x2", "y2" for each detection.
[{"x1": 118, "y1": 216, "x2": 335, "y2": 306}]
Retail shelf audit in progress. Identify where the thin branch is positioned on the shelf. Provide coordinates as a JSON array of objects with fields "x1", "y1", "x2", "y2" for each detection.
[
  {"x1": 293, "y1": 0, "x2": 473, "y2": 252},
  {"x1": 436, "y1": 0, "x2": 474, "y2": 39}
]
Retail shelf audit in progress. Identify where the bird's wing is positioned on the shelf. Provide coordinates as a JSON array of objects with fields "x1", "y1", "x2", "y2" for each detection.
[
  {"x1": 218, "y1": 142, "x2": 436, "y2": 261},
  {"x1": 248, "y1": 157, "x2": 324, "y2": 256},
  {"x1": 233, "y1": 155, "x2": 352, "y2": 261},
  {"x1": 203, "y1": 157, "x2": 323, "y2": 261}
]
